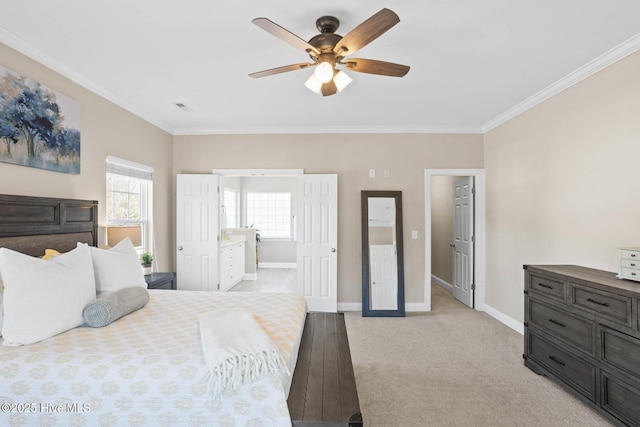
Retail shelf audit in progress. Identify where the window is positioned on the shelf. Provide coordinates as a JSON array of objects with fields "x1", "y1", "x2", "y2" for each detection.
[
  {"x1": 223, "y1": 188, "x2": 238, "y2": 228},
  {"x1": 106, "y1": 156, "x2": 153, "y2": 252},
  {"x1": 246, "y1": 192, "x2": 291, "y2": 239}
]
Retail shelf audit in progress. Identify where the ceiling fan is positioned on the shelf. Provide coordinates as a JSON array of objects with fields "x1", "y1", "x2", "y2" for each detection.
[{"x1": 249, "y1": 8, "x2": 410, "y2": 96}]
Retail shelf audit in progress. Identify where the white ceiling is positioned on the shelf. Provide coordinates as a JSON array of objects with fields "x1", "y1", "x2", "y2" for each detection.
[{"x1": 1, "y1": 1, "x2": 639, "y2": 135}]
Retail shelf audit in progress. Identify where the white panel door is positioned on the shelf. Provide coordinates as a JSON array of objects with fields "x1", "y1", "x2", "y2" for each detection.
[
  {"x1": 176, "y1": 174, "x2": 219, "y2": 291},
  {"x1": 369, "y1": 244, "x2": 398, "y2": 310},
  {"x1": 452, "y1": 176, "x2": 474, "y2": 307},
  {"x1": 297, "y1": 174, "x2": 338, "y2": 312}
]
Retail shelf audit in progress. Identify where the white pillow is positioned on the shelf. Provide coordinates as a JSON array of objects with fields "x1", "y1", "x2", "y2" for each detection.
[
  {"x1": 0, "y1": 245, "x2": 96, "y2": 346},
  {"x1": 82, "y1": 237, "x2": 146, "y2": 296}
]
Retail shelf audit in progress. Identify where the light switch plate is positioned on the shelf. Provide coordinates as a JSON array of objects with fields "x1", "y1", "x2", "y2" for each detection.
[{"x1": 411, "y1": 230, "x2": 418, "y2": 239}]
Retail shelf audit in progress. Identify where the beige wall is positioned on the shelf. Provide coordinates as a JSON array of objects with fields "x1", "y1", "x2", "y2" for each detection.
[
  {"x1": 173, "y1": 133, "x2": 484, "y2": 304},
  {"x1": 369, "y1": 227, "x2": 395, "y2": 245},
  {"x1": 0, "y1": 43, "x2": 174, "y2": 270},
  {"x1": 430, "y1": 175, "x2": 458, "y2": 284},
  {"x1": 484, "y1": 50, "x2": 640, "y2": 323}
]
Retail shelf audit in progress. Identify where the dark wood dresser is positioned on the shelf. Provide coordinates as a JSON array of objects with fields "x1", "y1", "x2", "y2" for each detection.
[{"x1": 524, "y1": 265, "x2": 640, "y2": 426}]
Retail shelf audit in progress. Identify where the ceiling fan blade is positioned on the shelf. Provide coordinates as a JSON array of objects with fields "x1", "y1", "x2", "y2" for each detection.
[
  {"x1": 333, "y1": 8, "x2": 400, "y2": 57},
  {"x1": 253, "y1": 18, "x2": 320, "y2": 56},
  {"x1": 321, "y1": 80, "x2": 337, "y2": 96},
  {"x1": 344, "y1": 58, "x2": 410, "y2": 77},
  {"x1": 249, "y1": 63, "x2": 313, "y2": 78}
]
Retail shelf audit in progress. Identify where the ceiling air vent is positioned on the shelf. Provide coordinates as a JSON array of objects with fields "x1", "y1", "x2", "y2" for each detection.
[{"x1": 174, "y1": 102, "x2": 194, "y2": 112}]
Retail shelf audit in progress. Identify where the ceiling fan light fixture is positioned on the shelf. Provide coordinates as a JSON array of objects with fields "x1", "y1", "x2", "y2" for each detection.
[
  {"x1": 314, "y1": 61, "x2": 334, "y2": 83},
  {"x1": 333, "y1": 70, "x2": 352, "y2": 92},
  {"x1": 304, "y1": 74, "x2": 323, "y2": 93}
]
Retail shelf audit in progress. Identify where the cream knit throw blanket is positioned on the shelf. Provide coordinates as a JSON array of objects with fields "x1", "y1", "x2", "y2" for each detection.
[{"x1": 199, "y1": 308, "x2": 288, "y2": 399}]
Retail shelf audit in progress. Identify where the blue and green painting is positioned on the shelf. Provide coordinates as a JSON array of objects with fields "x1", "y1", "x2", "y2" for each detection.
[{"x1": 0, "y1": 65, "x2": 80, "y2": 174}]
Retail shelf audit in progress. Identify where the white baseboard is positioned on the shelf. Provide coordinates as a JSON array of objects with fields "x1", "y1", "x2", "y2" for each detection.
[
  {"x1": 242, "y1": 273, "x2": 257, "y2": 281},
  {"x1": 258, "y1": 262, "x2": 296, "y2": 269},
  {"x1": 431, "y1": 274, "x2": 453, "y2": 290},
  {"x1": 482, "y1": 303, "x2": 524, "y2": 335}
]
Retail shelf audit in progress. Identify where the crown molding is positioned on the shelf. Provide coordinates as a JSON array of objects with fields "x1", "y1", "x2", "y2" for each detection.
[
  {"x1": 173, "y1": 125, "x2": 484, "y2": 136},
  {"x1": 0, "y1": 27, "x2": 173, "y2": 134},
  {"x1": 481, "y1": 32, "x2": 640, "y2": 133},
  {"x1": 4, "y1": 23, "x2": 638, "y2": 137}
]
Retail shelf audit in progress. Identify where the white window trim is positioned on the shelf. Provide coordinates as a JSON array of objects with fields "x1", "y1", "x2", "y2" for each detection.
[
  {"x1": 107, "y1": 155, "x2": 154, "y2": 176},
  {"x1": 106, "y1": 156, "x2": 154, "y2": 254}
]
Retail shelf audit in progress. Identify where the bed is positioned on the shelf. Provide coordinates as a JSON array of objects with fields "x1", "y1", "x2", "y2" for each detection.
[{"x1": 0, "y1": 194, "x2": 307, "y2": 427}]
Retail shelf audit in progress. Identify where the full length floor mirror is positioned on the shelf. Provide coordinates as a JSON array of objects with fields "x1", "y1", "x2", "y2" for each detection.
[{"x1": 361, "y1": 190, "x2": 405, "y2": 317}]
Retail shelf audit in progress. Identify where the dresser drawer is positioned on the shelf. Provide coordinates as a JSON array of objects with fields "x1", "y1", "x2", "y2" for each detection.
[
  {"x1": 620, "y1": 267, "x2": 640, "y2": 281},
  {"x1": 571, "y1": 284, "x2": 632, "y2": 326},
  {"x1": 529, "y1": 299, "x2": 594, "y2": 353},
  {"x1": 601, "y1": 327, "x2": 640, "y2": 379},
  {"x1": 621, "y1": 249, "x2": 640, "y2": 260},
  {"x1": 621, "y1": 259, "x2": 640, "y2": 269},
  {"x1": 528, "y1": 273, "x2": 566, "y2": 302},
  {"x1": 527, "y1": 332, "x2": 596, "y2": 401},
  {"x1": 601, "y1": 371, "x2": 640, "y2": 426}
]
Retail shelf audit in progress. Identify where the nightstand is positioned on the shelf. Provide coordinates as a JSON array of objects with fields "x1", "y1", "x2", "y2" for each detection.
[{"x1": 145, "y1": 272, "x2": 176, "y2": 290}]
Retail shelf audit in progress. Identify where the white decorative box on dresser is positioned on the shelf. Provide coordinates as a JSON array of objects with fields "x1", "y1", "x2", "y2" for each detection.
[
  {"x1": 618, "y1": 248, "x2": 640, "y2": 282},
  {"x1": 220, "y1": 240, "x2": 246, "y2": 291}
]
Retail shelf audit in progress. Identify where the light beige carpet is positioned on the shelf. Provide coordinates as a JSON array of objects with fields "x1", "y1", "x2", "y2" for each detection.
[{"x1": 343, "y1": 285, "x2": 614, "y2": 427}]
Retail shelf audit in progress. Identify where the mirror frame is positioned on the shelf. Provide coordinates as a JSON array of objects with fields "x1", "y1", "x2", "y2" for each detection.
[{"x1": 361, "y1": 190, "x2": 405, "y2": 317}]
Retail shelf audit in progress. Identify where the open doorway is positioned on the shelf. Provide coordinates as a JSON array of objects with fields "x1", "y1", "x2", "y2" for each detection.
[
  {"x1": 430, "y1": 175, "x2": 474, "y2": 308},
  {"x1": 424, "y1": 169, "x2": 486, "y2": 313},
  {"x1": 214, "y1": 169, "x2": 338, "y2": 312},
  {"x1": 219, "y1": 173, "x2": 298, "y2": 294}
]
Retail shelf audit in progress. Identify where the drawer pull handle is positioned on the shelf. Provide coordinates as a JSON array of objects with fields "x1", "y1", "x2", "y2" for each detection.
[
  {"x1": 548, "y1": 356, "x2": 566, "y2": 366},
  {"x1": 586, "y1": 298, "x2": 609, "y2": 307},
  {"x1": 632, "y1": 254, "x2": 637, "y2": 258},
  {"x1": 631, "y1": 263, "x2": 637, "y2": 267},
  {"x1": 536, "y1": 283, "x2": 553, "y2": 290},
  {"x1": 548, "y1": 318, "x2": 566, "y2": 328},
  {"x1": 632, "y1": 272, "x2": 637, "y2": 276}
]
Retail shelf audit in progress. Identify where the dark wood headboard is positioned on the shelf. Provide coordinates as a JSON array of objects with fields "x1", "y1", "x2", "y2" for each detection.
[{"x1": 0, "y1": 194, "x2": 98, "y2": 256}]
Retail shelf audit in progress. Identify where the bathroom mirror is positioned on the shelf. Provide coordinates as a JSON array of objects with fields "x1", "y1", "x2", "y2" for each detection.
[{"x1": 361, "y1": 191, "x2": 405, "y2": 317}]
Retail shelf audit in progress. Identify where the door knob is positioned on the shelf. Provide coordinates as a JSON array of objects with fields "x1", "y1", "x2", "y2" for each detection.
[
  {"x1": 178, "y1": 246, "x2": 183, "y2": 251},
  {"x1": 331, "y1": 248, "x2": 336, "y2": 253}
]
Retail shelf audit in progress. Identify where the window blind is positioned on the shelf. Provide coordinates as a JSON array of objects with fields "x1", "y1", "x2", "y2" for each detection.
[{"x1": 106, "y1": 155, "x2": 153, "y2": 180}]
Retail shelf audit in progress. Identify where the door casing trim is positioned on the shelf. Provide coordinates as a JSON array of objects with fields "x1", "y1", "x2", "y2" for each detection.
[{"x1": 424, "y1": 169, "x2": 486, "y2": 312}]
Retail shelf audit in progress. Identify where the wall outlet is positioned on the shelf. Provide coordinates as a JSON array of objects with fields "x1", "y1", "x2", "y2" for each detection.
[
  {"x1": 369, "y1": 169, "x2": 376, "y2": 178},
  {"x1": 384, "y1": 169, "x2": 390, "y2": 178}
]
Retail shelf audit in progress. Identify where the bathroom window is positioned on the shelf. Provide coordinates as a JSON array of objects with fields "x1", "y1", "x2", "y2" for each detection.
[
  {"x1": 223, "y1": 188, "x2": 239, "y2": 228},
  {"x1": 246, "y1": 192, "x2": 291, "y2": 239}
]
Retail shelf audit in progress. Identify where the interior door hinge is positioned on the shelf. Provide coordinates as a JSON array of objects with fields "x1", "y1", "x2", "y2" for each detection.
[
  {"x1": 471, "y1": 283, "x2": 476, "y2": 291},
  {"x1": 471, "y1": 235, "x2": 476, "y2": 243},
  {"x1": 472, "y1": 186, "x2": 476, "y2": 194}
]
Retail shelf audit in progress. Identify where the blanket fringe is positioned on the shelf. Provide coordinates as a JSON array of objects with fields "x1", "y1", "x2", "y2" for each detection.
[{"x1": 202, "y1": 348, "x2": 288, "y2": 399}]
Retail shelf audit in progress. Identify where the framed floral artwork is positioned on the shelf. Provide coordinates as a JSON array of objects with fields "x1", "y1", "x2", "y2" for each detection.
[{"x1": 0, "y1": 65, "x2": 80, "y2": 174}]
